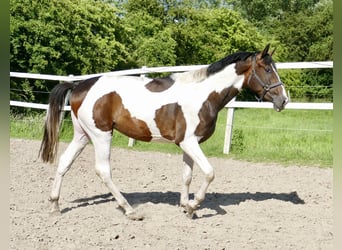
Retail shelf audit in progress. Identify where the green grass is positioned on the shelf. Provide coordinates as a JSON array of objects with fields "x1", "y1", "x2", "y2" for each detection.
[
  {"x1": 227, "y1": 109, "x2": 332, "y2": 167},
  {"x1": 10, "y1": 108, "x2": 333, "y2": 168},
  {"x1": 10, "y1": 112, "x2": 46, "y2": 139}
]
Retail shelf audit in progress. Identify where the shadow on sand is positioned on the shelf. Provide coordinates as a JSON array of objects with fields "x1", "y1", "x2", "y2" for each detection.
[{"x1": 61, "y1": 190, "x2": 304, "y2": 217}]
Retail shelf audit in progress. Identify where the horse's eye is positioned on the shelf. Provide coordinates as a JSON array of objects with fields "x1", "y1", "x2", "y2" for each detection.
[{"x1": 265, "y1": 67, "x2": 272, "y2": 73}]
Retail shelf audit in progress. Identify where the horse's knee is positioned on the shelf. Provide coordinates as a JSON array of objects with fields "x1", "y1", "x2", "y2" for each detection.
[
  {"x1": 95, "y1": 167, "x2": 111, "y2": 183},
  {"x1": 205, "y1": 170, "x2": 215, "y2": 183}
]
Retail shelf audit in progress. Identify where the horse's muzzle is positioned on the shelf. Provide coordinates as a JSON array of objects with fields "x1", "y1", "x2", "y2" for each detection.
[{"x1": 273, "y1": 97, "x2": 288, "y2": 112}]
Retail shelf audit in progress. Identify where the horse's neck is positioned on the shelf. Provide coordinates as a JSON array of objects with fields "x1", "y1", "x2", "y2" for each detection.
[
  {"x1": 172, "y1": 63, "x2": 244, "y2": 111},
  {"x1": 201, "y1": 64, "x2": 243, "y2": 110}
]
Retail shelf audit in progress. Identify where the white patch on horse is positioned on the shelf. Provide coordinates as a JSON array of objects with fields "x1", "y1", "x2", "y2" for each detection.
[
  {"x1": 272, "y1": 64, "x2": 289, "y2": 102},
  {"x1": 171, "y1": 67, "x2": 208, "y2": 83}
]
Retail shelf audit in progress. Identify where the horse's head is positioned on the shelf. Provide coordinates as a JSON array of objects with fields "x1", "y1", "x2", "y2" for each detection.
[{"x1": 245, "y1": 44, "x2": 288, "y2": 112}]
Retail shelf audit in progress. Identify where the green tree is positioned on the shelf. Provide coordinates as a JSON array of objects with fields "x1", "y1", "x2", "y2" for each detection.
[
  {"x1": 169, "y1": 7, "x2": 266, "y2": 65},
  {"x1": 121, "y1": 9, "x2": 172, "y2": 67},
  {"x1": 134, "y1": 28, "x2": 177, "y2": 67},
  {"x1": 270, "y1": 0, "x2": 333, "y2": 101},
  {"x1": 227, "y1": 0, "x2": 320, "y2": 24},
  {"x1": 121, "y1": 0, "x2": 265, "y2": 67},
  {"x1": 123, "y1": 0, "x2": 164, "y2": 19},
  {"x1": 10, "y1": 0, "x2": 127, "y2": 102}
]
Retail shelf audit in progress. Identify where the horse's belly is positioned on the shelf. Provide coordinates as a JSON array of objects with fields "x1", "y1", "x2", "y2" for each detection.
[{"x1": 113, "y1": 114, "x2": 164, "y2": 142}]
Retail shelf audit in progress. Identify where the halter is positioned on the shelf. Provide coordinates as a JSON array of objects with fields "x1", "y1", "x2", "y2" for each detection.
[{"x1": 247, "y1": 56, "x2": 284, "y2": 102}]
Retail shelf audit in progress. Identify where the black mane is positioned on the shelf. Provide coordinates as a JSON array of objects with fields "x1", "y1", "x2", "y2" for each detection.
[{"x1": 207, "y1": 51, "x2": 255, "y2": 76}]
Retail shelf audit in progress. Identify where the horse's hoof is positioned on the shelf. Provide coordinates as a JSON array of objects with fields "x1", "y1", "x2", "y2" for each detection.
[
  {"x1": 185, "y1": 211, "x2": 193, "y2": 218},
  {"x1": 182, "y1": 201, "x2": 199, "y2": 219},
  {"x1": 126, "y1": 211, "x2": 144, "y2": 221},
  {"x1": 184, "y1": 206, "x2": 198, "y2": 219},
  {"x1": 185, "y1": 211, "x2": 198, "y2": 219},
  {"x1": 182, "y1": 205, "x2": 195, "y2": 219}
]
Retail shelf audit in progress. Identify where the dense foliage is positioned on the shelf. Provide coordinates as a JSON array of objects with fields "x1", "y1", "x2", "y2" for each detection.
[
  {"x1": 10, "y1": 0, "x2": 127, "y2": 101},
  {"x1": 10, "y1": 0, "x2": 333, "y2": 102}
]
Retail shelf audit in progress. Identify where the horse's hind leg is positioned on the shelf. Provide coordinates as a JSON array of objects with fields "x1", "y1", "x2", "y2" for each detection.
[
  {"x1": 91, "y1": 131, "x2": 144, "y2": 221},
  {"x1": 49, "y1": 114, "x2": 89, "y2": 215},
  {"x1": 180, "y1": 153, "x2": 194, "y2": 208}
]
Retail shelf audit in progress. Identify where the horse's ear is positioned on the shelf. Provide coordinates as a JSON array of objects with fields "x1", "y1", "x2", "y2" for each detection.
[
  {"x1": 261, "y1": 44, "x2": 271, "y2": 58},
  {"x1": 270, "y1": 47, "x2": 276, "y2": 56}
]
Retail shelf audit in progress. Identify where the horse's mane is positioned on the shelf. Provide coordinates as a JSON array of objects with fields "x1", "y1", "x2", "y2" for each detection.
[
  {"x1": 206, "y1": 51, "x2": 254, "y2": 76},
  {"x1": 172, "y1": 51, "x2": 255, "y2": 83}
]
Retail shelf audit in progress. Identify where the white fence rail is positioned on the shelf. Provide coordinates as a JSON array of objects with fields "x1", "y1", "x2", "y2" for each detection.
[
  {"x1": 10, "y1": 61, "x2": 333, "y2": 154},
  {"x1": 10, "y1": 61, "x2": 333, "y2": 82}
]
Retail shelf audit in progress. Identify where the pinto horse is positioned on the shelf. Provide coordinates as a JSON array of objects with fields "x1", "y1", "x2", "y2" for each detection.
[{"x1": 39, "y1": 44, "x2": 288, "y2": 220}]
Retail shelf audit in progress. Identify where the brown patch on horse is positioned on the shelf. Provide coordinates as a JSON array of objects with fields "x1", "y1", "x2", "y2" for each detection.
[
  {"x1": 154, "y1": 103, "x2": 186, "y2": 144},
  {"x1": 235, "y1": 56, "x2": 252, "y2": 75},
  {"x1": 70, "y1": 76, "x2": 100, "y2": 117},
  {"x1": 234, "y1": 56, "x2": 254, "y2": 86},
  {"x1": 93, "y1": 92, "x2": 152, "y2": 141},
  {"x1": 195, "y1": 87, "x2": 239, "y2": 143},
  {"x1": 145, "y1": 76, "x2": 175, "y2": 92}
]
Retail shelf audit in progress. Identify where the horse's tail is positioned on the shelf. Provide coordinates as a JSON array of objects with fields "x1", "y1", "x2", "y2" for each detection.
[{"x1": 39, "y1": 82, "x2": 75, "y2": 163}]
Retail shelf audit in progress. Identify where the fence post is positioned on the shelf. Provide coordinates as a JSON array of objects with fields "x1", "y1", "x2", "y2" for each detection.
[
  {"x1": 128, "y1": 138, "x2": 135, "y2": 147},
  {"x1": 223, "y1": 97, "x2": 236, "y2": 154}
]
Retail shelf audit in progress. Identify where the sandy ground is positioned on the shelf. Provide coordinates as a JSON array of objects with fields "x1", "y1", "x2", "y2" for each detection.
[{"x1": 10, "y1": 138, "x2": 333, "y2": 249}]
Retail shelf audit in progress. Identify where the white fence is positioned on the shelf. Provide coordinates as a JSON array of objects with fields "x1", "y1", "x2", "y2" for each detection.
[{"x1": 10, "y1": 61, "x2": 333, "y2": 153}]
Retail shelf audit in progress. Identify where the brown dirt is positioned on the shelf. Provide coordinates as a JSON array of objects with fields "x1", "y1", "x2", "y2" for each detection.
[{"x1": 10, "y1": 138, "x2": 333, "y2": 249}]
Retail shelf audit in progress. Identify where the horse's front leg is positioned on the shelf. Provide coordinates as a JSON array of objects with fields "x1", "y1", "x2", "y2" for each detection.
[
  {"x1": 179, "y1": 137, "x2": 215, "y2": 218},
  {"x1": 180, "y1": 153, "x2": 194, "y2": 208}
]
